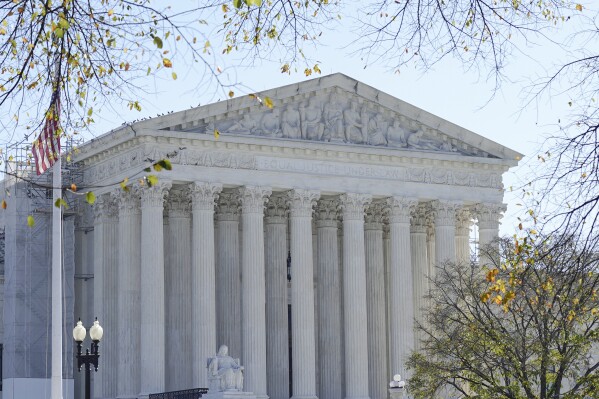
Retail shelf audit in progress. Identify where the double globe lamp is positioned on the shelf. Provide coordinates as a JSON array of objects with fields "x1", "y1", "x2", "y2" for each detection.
[{"x1": 73, "y1": 318, "x2": 103, "y2": 399}]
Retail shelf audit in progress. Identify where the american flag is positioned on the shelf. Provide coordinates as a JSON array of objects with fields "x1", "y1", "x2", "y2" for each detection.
[{"x1": 32, "y1": 96, "x2": 61, "y2": 175}]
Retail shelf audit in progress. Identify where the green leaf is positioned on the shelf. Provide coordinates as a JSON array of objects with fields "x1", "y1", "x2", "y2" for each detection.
[
  {"x1": 233, "y1": 0, "x2": 242, "y2": 8},
  {"x1": 54, "y1": 198, "x2": 68, "y2": 209},
  {"x1": 155, "y1": 159, "x2": 172, "y2": 171},
  {"x1": 87, "y1": 107, "x2": 93, "y2": 116},
  {"x1": 27, "y1": 215, "x2": 35, "y2": 227},
  {"x1": 85, "y1": 191, "x2": 96, "y2": 205},
  {"x1": 153, "y1": 36, "x2": 163, "y2": 49},
  {"x1": 147, "y1": 175, "x2": 158, "y2": 187},
  {"x1": 143, "y1": 167, "x2": 151, "y2": 172}
]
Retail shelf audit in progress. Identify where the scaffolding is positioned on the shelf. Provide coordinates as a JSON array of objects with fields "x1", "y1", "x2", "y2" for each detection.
[{"x1": 4, "y1": 136, "x2": 84, "y2": 211}]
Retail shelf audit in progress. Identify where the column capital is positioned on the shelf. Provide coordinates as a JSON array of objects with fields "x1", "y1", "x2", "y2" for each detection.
[
  {"x1": 189, "y1": 181, "x2": 222, "y2": 211},
  {"x1": 168, "y1": 188, "x2": 191, "y2": 217},
  {"x1": 474, "y1": 203, "x2": 506, "y2": 230},
  {"x1": 315, "y1": 198, "x2": 339, "y2": 228},
  {"x1": 216, "y1": 192, "x2": 240, "y2": 221},
  {"x1": 116, "y1": 186, "x2": 141, "y2": 216},
  {"x1": 410, "y1": 203, "x2": 429, "y2": 234},
  {"x1": 365, "y1": 202, "x2": 385, "y2": 230},
  {"x1": 386, "y1": 196, "x2": 418, "y2": 224},
  {"x1": 287, "y1": 189, "x2": 320, "y2": 218},
  {"x1": 237, "y1": 186, "x2": 272, "y2": 214},
  {"x1": 431, "y1": 200, "x2": 462, "y2": 227},
  {"x1": 94, "y1": 193, "x2": 119, "y2": 223},
  {"x1": 265, "y1": 195, "x2": 288, "y2": 224},
  {"x1": 140, "y1": 181, "x2": 172, "y2": 209},
  {"x1": 339, "y1": 193, "x2": 372, "y2": 221},
  {"x1": 455, "y1": 207, "x2": 473, "y2": 237}
]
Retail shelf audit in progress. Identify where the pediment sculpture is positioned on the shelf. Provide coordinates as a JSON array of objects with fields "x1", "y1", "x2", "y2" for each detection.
[
  {"x1": 207, "y1": 344, "x2": 245, "y2": 392},
  {"x1": 205, "y1": 91, "x2": 480, "y2": 155}
]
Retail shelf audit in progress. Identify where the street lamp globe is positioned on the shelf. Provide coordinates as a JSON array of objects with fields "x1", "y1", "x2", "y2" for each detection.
[
  {"x1": 89, "y1": 318, "x2": 103, "y2": 342},
  {"x1": 73, "y1": 319, "x2": 86, "y2": 343}
]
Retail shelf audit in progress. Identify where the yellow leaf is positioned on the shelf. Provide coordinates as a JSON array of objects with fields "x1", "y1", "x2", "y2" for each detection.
[
  {"x1": 120, "y1": 177, "x2": 130, "y2": 191},
  {"x1": 576, "y1": 4, "x2": 583, "y2": 11},
  {"x1": 1, "y1": 199, "x2": 6, "y2": 209},
  {"x1": 163, "y1": 58, "x2": 173, "y2": 68},
  {"x1": 70, "y1": 183, "x2": 77, "y2": 192},
  {"x1": 264, "y1": 96, "x2": 274, "y2": 109},
  {"x1": 172, "y1": 72, "x2": 177, "y2": 80},
  {"x1": 147, "y1": 175, "x2": 158, "y2": 187},
  {"x1": 27, "y1": 215, "x2": 35, "y2": 227},
  {"x1": 85, "y1": 191, "x2": 96, "y2": 205},
  {"x1": 214, "y1": 129, "x2": 220, "y2": 140},
  {"x1": 228, "y1": 90, "x2": 234, "y2": 98},
  {"x1": 108, "y1": 9, "x2": 114, "y2": 16}
]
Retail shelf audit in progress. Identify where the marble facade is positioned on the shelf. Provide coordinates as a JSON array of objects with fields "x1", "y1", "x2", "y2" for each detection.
[{"x1": 1, "y1": 74, "x2": 520, "y2": 399}]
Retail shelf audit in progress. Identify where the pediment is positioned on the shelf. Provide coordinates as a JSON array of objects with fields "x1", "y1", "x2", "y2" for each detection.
[{"x1": 105, "y1": 74, "x2": 522, "y2": 163}]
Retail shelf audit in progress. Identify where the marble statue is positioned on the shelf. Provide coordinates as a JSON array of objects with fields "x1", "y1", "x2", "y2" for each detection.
[
  {"x1": 207, "y1": 345, "x2": 244, "y2": 391},
  {"x1": 281, "y1": 106, "x2": 301, "y2": 139},
  {"x1": 258, "y1": 110, "x2": 281, "y2": 137},
  {"x1": 344, "y1": 101, "x2": 364, "y2": 143},
  {"x1": 366, "y1": 113, "x2": 388, "y2": 146},
  {"x1": 406, "y1": 130, "x2": 441, "y2": 150},
  {"x1": 324, "y1": 94, "x2": 345, "y2": 142},
  {"x1": 386, "y1": 120, "x2": 408, "y2": 148},
  {"x1": 300, "y1": 97, "x2": 324, "y2": 140},
  {"x1": 222, "y1": 114, "x2": 256, "y2": 135}
]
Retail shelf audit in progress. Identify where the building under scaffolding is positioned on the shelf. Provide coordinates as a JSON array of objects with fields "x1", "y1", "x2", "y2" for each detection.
[{"x1": 0, "y1": 137, "x2": 84, "y2": 399}]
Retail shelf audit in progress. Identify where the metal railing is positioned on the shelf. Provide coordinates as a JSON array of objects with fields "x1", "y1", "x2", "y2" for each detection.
[{"x1": 149, "y1": 388, "x2": 209, "y2": 399}]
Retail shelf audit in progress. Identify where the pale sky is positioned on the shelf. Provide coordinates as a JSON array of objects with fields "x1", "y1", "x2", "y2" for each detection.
[{"x1": 64, "y1": 2, "x2": 599, "y2": 235}]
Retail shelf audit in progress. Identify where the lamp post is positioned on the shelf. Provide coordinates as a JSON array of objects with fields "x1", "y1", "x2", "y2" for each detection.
[
  {"x1": 388, "y1": 374, "x2": 406, "y2": 399},
  {"x1": 73, "y1": 318, "x2": 103, "y2": 399}
]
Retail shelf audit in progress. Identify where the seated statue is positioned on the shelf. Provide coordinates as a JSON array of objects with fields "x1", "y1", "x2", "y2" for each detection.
[{"x1": 207, "y1": 345, "x2": 244, "y2": 392}]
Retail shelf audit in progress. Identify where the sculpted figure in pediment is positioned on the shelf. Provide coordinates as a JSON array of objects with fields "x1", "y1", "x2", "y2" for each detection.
[
  {"x1": 343, "y1": 101, "x2": 364, "y2": 143},
  {"x1": 366, "y1": 112, "x2": 388, "y2": 146},
  {"x1": 386, "y1": 120, "x2": 408, "y2": 148},
  {"x1": 300, "y1": 97, "x2": 324, "y2": 140},
  {"x1": 257, "y1": 109, "x2": 282, "y2": 137},
  {"x1": 221, "y1": 114, "x2": 257, "y2": 135},
  {"x1": 323, "y1": 93, "x2": 345, "y2": 142},
  {"x1": 406, "y1": 129, "x2": 440, "y2": 150},
  {"x1": 281, "y1": 105, "x2": 301, "y2": 139}
]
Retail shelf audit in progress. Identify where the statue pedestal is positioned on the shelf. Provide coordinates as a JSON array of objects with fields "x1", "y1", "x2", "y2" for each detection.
[{"x1": 205, "y1": 391, "x2": 256, "y2": 399}]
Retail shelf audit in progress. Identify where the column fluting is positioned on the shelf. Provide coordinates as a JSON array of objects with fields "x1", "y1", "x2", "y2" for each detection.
[
  {"x1": 190, "y1": 182, "x2": 223, "y2": 388},
  {"x1": 315, "y1": 199, "x2": 344, "y2": 399},
  {"x1": 287, "y1": 189, "x2": 320, "y2": 399},
  {"x1": 474, "y1": 203, "x2": 506, "y2": 268},
  {"x1": 140, "y1": 181, "x2": 171, "y2": 396},
  {"x1": 166, "y1": 189, "x2": 192, "y2": 390},
  {"x1": 117, "y1": 187, "x2": 142, "y2": 398},
  {"x1": 432, "y1": 200, "x2": 461, "y2": 265},
  {"x1": 340, "y1": 193, "x2": 372, "y2": 399},
  {"x1": 386, "y1": 196, "x2": 417, "y2": 381},
  {"x1": 410, "y1": 204, "x2": 429, "y2": 351},
  {"x1": 265, "y1": 195, "x2": 290, "y2": 399},
  {"x1": 455, "y1": 207, "x2": 472, "y2": 266},
  {"x1": 216, "y1": 192, "x2": 242, "y2": 357},
  {"x1": 364, "y1": 202, "x2": 387, "y2": 399},
  {"x1": 93, "y1": 194, "x2": 119, "y2": 398},
  {"x1": 238, "y1": 186, "x2": 272, "y2": 399}
]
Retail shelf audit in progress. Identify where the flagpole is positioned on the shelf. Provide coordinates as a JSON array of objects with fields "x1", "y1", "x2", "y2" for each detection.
[{"x1": 51, "y1": 154, "x2": 63, "y2": 399}]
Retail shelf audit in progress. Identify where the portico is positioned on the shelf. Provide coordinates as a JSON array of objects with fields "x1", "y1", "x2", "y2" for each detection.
[{"x1": 75, "y1": 74, "x2": 519, "y2": 399}]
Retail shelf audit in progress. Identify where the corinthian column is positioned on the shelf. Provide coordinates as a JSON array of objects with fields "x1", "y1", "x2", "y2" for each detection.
[
  {"x1": 410, "y1": 204, "x2": 429, "y2": 350},
  {"x1": 166, "y1": 189, "x2": 192, "y2": 390},
  {"x1": 117, "y1": 188, "x2": 142, "y2": 398},
  {"x1": 93, "y1": 194, "x2": 119, "y2": 398},
  {"x1": 190, "y1": 182, "x2": 223, "y2": 388},
  {"x1": 474, "y1": 203, "x2": 506, "y2": 267},
  {"x1": 339, "y1": 193, "x2": 372, "y2": 399},
  {"x1": 455, "y1": 207, "x2": 472, "y2": 266},
  {"x1": 386, "y1": 197, "x2": 417, "y2": 381},
  {"x1": 216, "y1": 192, "x2": 242, "y2": 357},
  {"x1": 139, "y1": 181, "x2": 171, "y2": 396},
  {"x1": 315, "y1": 199, "x2": 344, "y2": 399},
  {"x1": 364, "y1": 202, "x2": 387, "y2": 399},
  {"x1": 432, "y1": 200, "x2": 461, "y2": 265},
  {"x1": 287, "y1": 189, "x2": 320, "y2": 399},
  {"x1": 238, "y1": 186, "x2": 272, "y2": 399},
  {"x1": 265, "y1": 195, "x2": 289, "y2": 399}
]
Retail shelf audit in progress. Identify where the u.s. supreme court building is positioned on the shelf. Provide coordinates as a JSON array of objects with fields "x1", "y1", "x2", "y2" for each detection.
[{"x1": 0, "y1": 74, "x2": 521, "y2": 399}]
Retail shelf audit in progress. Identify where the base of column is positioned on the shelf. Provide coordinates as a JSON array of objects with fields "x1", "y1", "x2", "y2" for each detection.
[{"x1": 291, "y1": 396, "x2": 318, "y2": 399}]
